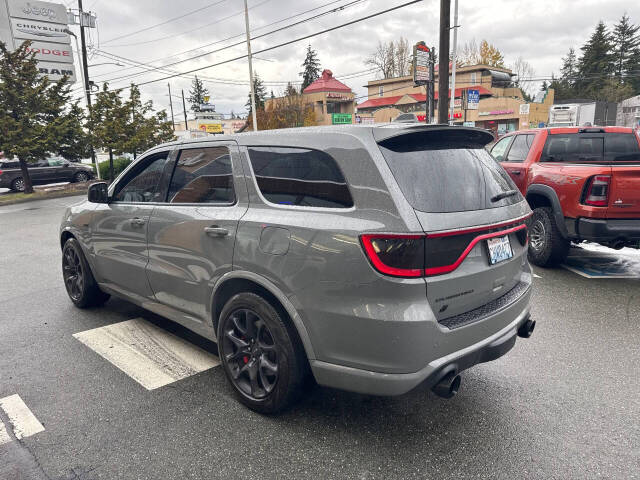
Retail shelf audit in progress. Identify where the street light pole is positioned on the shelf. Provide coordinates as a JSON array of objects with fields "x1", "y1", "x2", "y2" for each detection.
[
  {"x1": 244, "y1": 0, "x2": 258, "y2": 131},
  {"x1": 168, "y1": 83, "x2": 175, "y2": 131},
  {"x1": 449, "y1": 0, "x2": 459, "y2": 125},
  {"x1": 437, "y1": 0, "x2": 451, "y2": 124}
]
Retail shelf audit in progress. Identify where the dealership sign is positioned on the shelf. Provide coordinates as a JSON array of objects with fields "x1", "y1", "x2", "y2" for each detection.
[{"x1": 1, "y1": 0, "x2": 76, "y2": 83}]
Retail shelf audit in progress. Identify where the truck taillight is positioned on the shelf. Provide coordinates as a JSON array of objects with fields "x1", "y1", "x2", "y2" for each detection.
[
  {"x1": 360, "y1": 234, "x2": 425, "y2": 277},
  {"x1": 584, "y1": 175, "x2": 611, "y2": 207}
]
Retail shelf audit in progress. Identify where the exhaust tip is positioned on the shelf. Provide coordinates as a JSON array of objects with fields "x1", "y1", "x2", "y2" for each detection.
[
  {"x1": 518, "y1": 319, "x2": 536, "y2": 338},
  {"x1": 432, "y1": 373, "x2": 461, "y2": 399}
]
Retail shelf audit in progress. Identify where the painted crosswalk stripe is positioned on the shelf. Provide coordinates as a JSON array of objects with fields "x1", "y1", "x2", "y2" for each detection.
[
  {"x1": 0, "y1": 394, "x2": 45, "y2": 441},
  {"x1": 73, "y1": 318, "x2": 220, "y2": 390},
  {"x1": 0, "y1": 419, "x2": 11, "y2": 446}
]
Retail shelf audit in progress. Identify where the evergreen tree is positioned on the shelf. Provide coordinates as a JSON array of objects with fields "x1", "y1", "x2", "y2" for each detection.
[
  {"x1": 576, "y1": 21, "x2": 615, "y2": 98},
  {"x1": 541, "y1": 80, "x2": 548, "y2": 91},
  {"x1": 187, "y1": 75, "x2": 209, "y2": 112},
  {"x1": 270, "y1": 90, "x2": 275, "y2": 99},
  {"x1": 285, "y1": 82, "x2": 298, "y2": 97},
  {"x1": 87, "y1": 83, "x2": 130, "y2": 181},
  {"x1": 245, "y1": 73, "x2": 267, "y2": 115},
  {"x1": 0, "y1": 41, "x2": 87, "y2": 193},
  {"x1": 300, "y1": 44, "x2": 321, "y2": 91},
  {"x1": 560, "y1": 48, "x2": 577, "y2": 84},
  {"x1": 612, "y1": 14, "x2": 640, "y2": 78}
]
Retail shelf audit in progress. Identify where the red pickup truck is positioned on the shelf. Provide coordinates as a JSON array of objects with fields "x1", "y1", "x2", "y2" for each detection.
[{"x1": 490, "y1": 126, "x2": 640, "y2": 267}]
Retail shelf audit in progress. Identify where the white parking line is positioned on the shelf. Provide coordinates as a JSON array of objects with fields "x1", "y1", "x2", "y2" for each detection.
[
  {"x1": 73, "y1": 318, "x2": 220, "y2": 390},
  {"x1": 0, "y1": 420, "x2": 10, "y2": 446},
  {"x1": 0, "y1": 394, "x2": 45, "y2": 441}
]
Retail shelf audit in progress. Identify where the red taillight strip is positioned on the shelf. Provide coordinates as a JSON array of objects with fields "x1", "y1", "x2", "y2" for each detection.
[
  {"x1": 425, "y1": 223, "x2": 528, "y2": 276},
  {"x1": 426, "y1": 213, "x2": 532, "y2": 238},
  {"x1": 360, "y1": 234, "x2": 424, "y2": 278}
]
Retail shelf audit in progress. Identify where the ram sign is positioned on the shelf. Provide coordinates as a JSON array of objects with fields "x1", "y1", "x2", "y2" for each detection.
[{"x1": 0, "y1": 0, "x2": 76, "y2": 83}]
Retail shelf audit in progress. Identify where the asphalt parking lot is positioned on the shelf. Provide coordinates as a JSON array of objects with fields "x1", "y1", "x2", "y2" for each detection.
[{"x1": 1, "y1": 196, "x2": 638, "y2": 480}]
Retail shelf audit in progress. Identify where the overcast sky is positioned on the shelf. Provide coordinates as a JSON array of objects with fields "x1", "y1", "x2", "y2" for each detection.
[{"x1": 67, "y1": 0, "x2": 640, "y2": 119}]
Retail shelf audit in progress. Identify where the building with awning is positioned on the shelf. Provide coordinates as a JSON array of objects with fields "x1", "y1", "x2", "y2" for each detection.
[{"x1": 356, "y1": 64, "x2": 554, "y2": 135}]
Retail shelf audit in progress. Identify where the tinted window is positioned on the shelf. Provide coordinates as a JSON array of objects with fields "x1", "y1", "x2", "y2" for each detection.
[
  {"x1": 167, "y1": 147, "x2": 235, "y2": 204},
  {"x1": 0, "y1": 161, "x2": 20, "y2": 169},
  {"x1": 505, "y1": 134, "x2": 535, "y2": 162},
  {"x1": 541, "y1": 134, "x2": 604, "y2": 163},
  {"x1": 48, "y1": 158, "x2": 65, "y2": 167},
  {"x1": 248, "y1": 147, "x2": 353, "y2": 208},
  {"x1": 113, "y1": 154, "x2": 169, "y2": 203},
  {"x1": 490, "y1": 136, "x2": 512, "y2": 162},
  {"x1": 378, "y1": 131, "x2": 521, "y2": 213},
  {"x1": 604, "y1": 133, "x2": 640, "y2": 162}
]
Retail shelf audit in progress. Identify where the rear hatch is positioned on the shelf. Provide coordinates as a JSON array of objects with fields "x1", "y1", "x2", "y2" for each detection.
[
  {"x1": 604, "y1": 132, "x2": 640, "y2": 219},
  {"x1": 376, "y1": 127, "x2": 531, "y2": 322}
]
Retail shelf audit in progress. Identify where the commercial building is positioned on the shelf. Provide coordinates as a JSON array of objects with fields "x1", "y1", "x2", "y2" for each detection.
[
  {"x1": 356, "y1": 64, "x2": 554, "y2": 135},
  {"x1": 265, "y1": 69, "x2": 356, "y2": 126},
  {"x1": 617, "y1": 95, "x2": 640, "y2": 129}
]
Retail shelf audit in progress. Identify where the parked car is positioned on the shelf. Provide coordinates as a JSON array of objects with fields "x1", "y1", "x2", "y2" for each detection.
[
  {"x1": 392, "y1": 112, "x2": 424, "y2": 123},
  {"x1": 490, "y1": 126, "x2": 640, "y2": 266},
  {"x1": 0, "y1": 157, "x2": 94, "y2": 192},
  {"x1": 60, "y1": 124, "x2": 535, "y2": 413}
]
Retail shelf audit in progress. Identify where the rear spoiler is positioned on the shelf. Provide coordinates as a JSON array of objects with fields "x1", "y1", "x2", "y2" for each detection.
[{"x1": 374, "y1": 125, "x2": 495, "y2": 151}]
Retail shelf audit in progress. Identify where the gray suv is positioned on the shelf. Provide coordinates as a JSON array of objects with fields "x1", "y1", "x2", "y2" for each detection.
[{"x1": 59, "y1": 124, "x2": 535, "y2": 413}]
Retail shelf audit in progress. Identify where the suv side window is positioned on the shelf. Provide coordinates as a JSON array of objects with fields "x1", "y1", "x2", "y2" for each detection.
[
  {"x1": 48, "y1": 158, "x2": 65, "y2": 167},
  {"x1": 167, "y1": 146, "x2": 235, "y2": 204},
  {"x1": 247, "y1": 147, "x2": 353, "y2": 208},
  {"x1": 490, "y1": 136, "x2": 513, "y2": 162},
  {"x1": 505, "y1": 134, "x2": 535, "y2": 163},
  {"x1": 113, "y1": 153, "x2": 170, "y2": 203}
]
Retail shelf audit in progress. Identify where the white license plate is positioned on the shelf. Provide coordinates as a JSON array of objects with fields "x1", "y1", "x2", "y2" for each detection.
[{"x1": 487, "y1": 235, "x2": 513, "y2": 265}]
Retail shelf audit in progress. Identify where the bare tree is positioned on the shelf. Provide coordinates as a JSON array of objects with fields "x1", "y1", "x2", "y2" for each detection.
[
  {"x1": 366, "y1": 41, "x2": 395, "y2": 79},
  {"x1": 395, "y1": 37, "x2": 411, "y2": 76},
  {"x1": 458, "y1": 39, "x2": 480, "y2": 66},
  {"x1": 511, "y1": 56, "x2": 536, "y2": 100}
]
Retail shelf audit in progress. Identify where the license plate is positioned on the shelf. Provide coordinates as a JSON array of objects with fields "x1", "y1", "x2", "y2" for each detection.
[{"x1": 487, "y1": 235, "x2": 513, "y2": 265}]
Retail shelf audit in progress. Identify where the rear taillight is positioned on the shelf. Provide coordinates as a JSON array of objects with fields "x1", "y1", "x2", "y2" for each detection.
[
  {"x1": 360, "y1": 234, "x2": 425, "y2": 277},
  {"x1": 0, "y1": 170, "x2": 3, "y2": 176},
  {"x1": 583, "y1": 175, "x2": 611, "y2": 207}
]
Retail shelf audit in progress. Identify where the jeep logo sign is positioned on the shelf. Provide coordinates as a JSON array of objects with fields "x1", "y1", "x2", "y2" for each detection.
[{"x1": 8, "y1": 0, "x2": 68, "y2": 25}]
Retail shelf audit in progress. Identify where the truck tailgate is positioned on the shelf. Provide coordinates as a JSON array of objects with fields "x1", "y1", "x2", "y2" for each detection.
[{"x1": 608, "y1": 166, "x2": 640, "y2": 218}]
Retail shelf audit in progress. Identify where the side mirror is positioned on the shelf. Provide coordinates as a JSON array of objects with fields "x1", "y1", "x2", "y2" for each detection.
[{"x1": 88, "y1": 182, "x2": 109, "y2": 203}]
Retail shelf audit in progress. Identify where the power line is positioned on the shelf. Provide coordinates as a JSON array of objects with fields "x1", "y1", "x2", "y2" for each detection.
[
  {"x1": 81, "y1": 0, "x2": 366, "y2": 88},
  {"x1": 107, "y1": 0, "x2": 271, "y2": 47},
  {"x1": 92, "y1": 0, "x2": 418, "y2": 91},
  {"x1": 101, "y1": 0, "x2": 228, "y2": 44}
]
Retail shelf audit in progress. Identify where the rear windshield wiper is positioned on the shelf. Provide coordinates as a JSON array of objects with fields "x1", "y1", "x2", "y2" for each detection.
[{"x1": 491, "y1": 190, "x2": 519, "y2": 202}]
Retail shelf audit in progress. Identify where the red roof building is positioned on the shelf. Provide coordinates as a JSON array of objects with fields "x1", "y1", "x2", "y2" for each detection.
[{"x1": 303, "y1": 69, "x2": 352, "y2": 93}]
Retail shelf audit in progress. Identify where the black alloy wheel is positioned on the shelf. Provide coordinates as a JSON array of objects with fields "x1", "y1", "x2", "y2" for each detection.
[
  {"x1": 63, "y1": 245, "x2": 84, "y2": 302},
  {"x1": 221, "y1": 308, "x2": 279, "y2": 399},
  {"x1": 11, "y1": 177, "x2": 25, "y2": 192},
  {"x1": 74, "y1": 171, "x2": 89, "y2": 182}
]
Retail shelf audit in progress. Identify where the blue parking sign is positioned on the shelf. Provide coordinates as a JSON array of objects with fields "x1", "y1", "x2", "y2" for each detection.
[{"x1": 467, "y1": 89, "x2": 479, "y2": 109}]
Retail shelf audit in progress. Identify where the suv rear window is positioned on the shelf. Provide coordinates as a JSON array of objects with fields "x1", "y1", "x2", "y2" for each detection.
[
  {"x1": 378, "y1": 130, "x2": 521, "y2": 213},
  {"x1": 541, "y1": 132, "x2": 640, "y2": 163},
  {"x1": 247, "y1": 147, "x2": 353, "y2": 208}
]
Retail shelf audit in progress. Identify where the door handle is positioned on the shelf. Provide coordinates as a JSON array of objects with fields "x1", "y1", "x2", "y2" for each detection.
[
  {"x1": 130, "y1": 217, "x2": 146, "y2": 226},
  {"x1": 204, "y1": 226, "x2": 229, "y2": 237},
  {"x1": 511, "y1": 170, "x2": 521, "y2": 175}
]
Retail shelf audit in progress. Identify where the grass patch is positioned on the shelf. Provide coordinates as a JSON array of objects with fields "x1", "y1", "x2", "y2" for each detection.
[{"x1": 0, "y1": 182, "x2": 92, "y2": 206}]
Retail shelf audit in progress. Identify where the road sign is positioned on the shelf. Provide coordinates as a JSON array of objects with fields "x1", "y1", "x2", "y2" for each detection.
[
  {"x1": 467, "y1": 89, "x2": 480, "y2": 110},
  {"x1": 413, "y1": 42, "x2": 431, "y2": 85}
]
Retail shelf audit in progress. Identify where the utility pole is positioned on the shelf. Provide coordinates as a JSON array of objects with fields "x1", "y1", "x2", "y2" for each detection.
[
  {"x1": 168, "y1": 83, "x2": 175, "y2": 131},
  {"x1": 77, "y1": 0, "x2": 99, "y2": 178},
  {"x1": 429, "y1": 47, "x2": 435, "y2": 123},
  {"x1": 437, "y1": 0, "x2": 451, "y2": 124},
  {"x1": 244, "y1": 0, "x2": 258, "y2": 131},
  {"x1": 181, "y1": 89, "x2": 189, "y2": 136},
  {"x1": 449, "y1": 0, "x2": 459, "y2": 125}
]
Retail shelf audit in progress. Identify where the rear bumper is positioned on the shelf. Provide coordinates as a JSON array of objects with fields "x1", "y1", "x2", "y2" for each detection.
[
  {"x1": 310, "y1": 303, "x2": 531, "y2": 396},
  {"x1": 573, "y1": 217, "x2": 640, "y2": 242}
]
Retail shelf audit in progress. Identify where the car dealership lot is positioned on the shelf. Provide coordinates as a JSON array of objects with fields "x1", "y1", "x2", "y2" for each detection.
[{"x1": 0, "y1": 197, "x2": 638, "y2": 480}]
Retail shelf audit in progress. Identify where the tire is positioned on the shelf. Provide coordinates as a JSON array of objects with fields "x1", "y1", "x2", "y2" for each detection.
[
  {"x1": 527, "y1": 207, "x2": 570, "y2": 267},
  {"x1": 62, "y1": 238, "x2": 110, "y2": 308},
  {"x1": 217, "y1": 292, "x2": 307, "y2": 414},
  {"x1": 11, "y1": 177, "x2": 25, "y2": 192},
  {"x1": 73, "y1": 171, "x2": 90, "y2": 183}
]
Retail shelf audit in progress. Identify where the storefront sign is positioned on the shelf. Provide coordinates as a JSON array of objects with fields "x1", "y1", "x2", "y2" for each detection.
[
  {"x1": 478, "y1": 109, "x2": 514, "y2": 116},
  {"x1": 326, "y1": 92, "x2": 351, "y2": 100},
  {"x1": 8, "y1": 0, "x2": 67, "y2": 24},
  {"x1": 463, "y1": 121, "x2": 475, "y2": 127},
  {"x1": 413, "y1": 42, "x2": 431, "y2": 85},
  {"x1": 198, "y1": 123, "x2": 223, "y2": 133},
  {"x1": 519, "y1": 104, "x2": 530, "y2": 115},
  {"x1": 467, "y1": 89, "x2": 479, "y2": 110},
  {"x1": 332, "y1": 113, "x2": 352, "y2": 124},
  {"x1": 36, "y1": 61, "x2": 75, "y2": 81},
  {"x1": 454, "y1": 98, "x2": 461, "y2": 108},
  {"x1": 25, "y1": 40, "x2": 72, "y2": 63},
  {"x1": 10, "y1": 17, "x2": 69, "y2": 43}
]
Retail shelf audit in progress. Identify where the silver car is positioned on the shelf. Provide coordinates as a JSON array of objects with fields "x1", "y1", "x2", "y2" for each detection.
[{"x1": 60, "y1": 124, "x2": 535, "y2": 413}]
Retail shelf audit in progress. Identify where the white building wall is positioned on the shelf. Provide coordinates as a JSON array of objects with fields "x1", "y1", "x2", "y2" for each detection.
[{"x1": 617, "y1": 95, "x2": 640, "y2": 129}]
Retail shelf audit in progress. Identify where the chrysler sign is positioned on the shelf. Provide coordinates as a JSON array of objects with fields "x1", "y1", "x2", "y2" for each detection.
[{"x1": 10, "y1": 18, "x2": 69, "y2": 43}]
